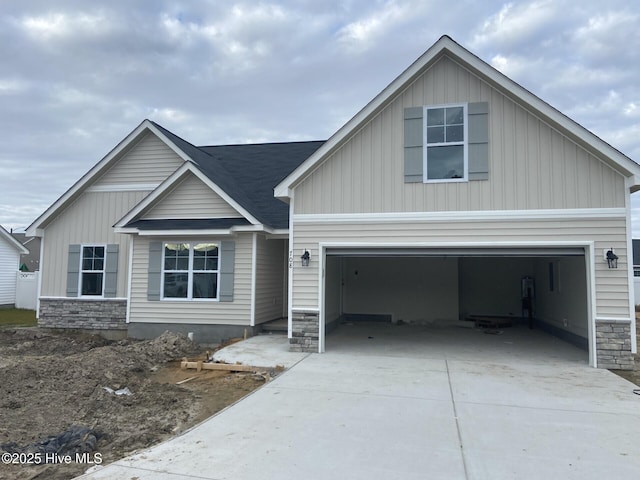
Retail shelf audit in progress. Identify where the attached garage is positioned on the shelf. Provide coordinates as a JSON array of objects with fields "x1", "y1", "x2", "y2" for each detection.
[
  {"x1": 323, "y1": 246, "x2": 591, "y2": 362},
  {"x1": 278, "y1": 37, "x2": 638, "y2": 369}
]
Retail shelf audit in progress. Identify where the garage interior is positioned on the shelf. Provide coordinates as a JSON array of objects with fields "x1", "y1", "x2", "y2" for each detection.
[{"x1": 324, "y1": 248, "x2": 590, "y2": 356}]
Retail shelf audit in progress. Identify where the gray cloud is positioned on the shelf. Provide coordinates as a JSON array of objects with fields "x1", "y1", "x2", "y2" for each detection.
[{"x1": 1, "y1": 0, "x2": 640, "y2": 234}]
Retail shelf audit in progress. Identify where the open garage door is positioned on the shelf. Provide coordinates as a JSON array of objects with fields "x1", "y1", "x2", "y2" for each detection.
[{"x1": 323, "y1": 246, "x2": 590, "y2": 361}]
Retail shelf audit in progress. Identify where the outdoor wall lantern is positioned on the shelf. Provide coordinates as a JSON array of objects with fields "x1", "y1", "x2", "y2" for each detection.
[
  {"x1": 301, "y1": 250, "x2": 310, "y2": 267},
  {"x1": 606, "y1": 248, "x2": 618, "y2": 269}
]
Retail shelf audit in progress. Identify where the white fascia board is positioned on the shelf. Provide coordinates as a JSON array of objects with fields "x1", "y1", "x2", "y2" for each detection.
[
  {"x1": 115, "y1": 225, "x2": 268, "y2": 237},
  {"x1": 26, "y1": 119, "x2": 181, "y2": 235},
  {"x1": 0, "y1": 227, "x2": 29, "y2": 254},
  {"x1": 265, "y1": 229, "x2": 289, "y2": 239},
  {"x1": 275, "y1": 39, "x2": 448, "y2": 198},
  {"x1": 293, "y1": 208, "x2": 626, "y2": 224},
  {"x1": 274, "y1": 35, "x2": 640, "y2": 198},
  {"x1": 449, "y1": 43, "x2": 640, "y2": 179},
  {"x1": 319, "y1": 240, "x2": 594, "y2": 250},
  {"x1": 113, "y1": 163, "x2": 260, "y2": 228}
]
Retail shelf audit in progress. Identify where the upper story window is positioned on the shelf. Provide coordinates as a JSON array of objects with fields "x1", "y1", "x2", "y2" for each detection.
[
  {"x1": 162, "y1": 242, "x2": 219, "y2": 300},
  {"x1": 81, "y1": 245, "x2": 105, "y2": 296},
  {"x1": 424, "y1": 104, "x2": 467, "y2": 182}
]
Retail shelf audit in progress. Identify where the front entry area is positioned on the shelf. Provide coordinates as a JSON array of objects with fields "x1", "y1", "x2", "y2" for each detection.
[{"x1": 323, "y1": 246, "x2": 592, "y2": 364}]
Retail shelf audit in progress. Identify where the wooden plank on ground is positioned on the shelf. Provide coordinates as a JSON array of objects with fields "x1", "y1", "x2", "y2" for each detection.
[{"x1": 180, "y1": 360, "x2": 260, "y2": 372}]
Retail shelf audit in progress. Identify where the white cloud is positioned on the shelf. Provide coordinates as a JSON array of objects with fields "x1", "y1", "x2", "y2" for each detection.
[
  {"x1": 471, "y1": 0, "x2": 561, "y2": 50},
  {"x1": 20, "y1": 10, "x2": 111, "y2": 40},
  {"x1": 572, "y1": 11, "x2": 640, "y2": 64},
  {"x1": 337, "y1": 1, "x2": 412, "y2": 52}
]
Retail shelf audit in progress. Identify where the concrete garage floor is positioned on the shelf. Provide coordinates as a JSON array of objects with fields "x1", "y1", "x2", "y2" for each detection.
[{"x1": 78, "y1": 323, "x2": 640, "y2": 479}]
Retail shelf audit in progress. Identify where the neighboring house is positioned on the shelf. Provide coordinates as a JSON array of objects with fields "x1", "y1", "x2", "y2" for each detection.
[
  {"x1": 632, "y1": 239, "x2": 640, "y2": 304},
  {"x1": 11, "y1": 232, "x2": 41, "y2": 272},
  {"x1": 633, "y1": 239, "x2": 640, "y2": 277},
  {"x1": 26, "y1": 36, "x2": 640, "y2": 369},
  {"x1": 0, "y1": 226, "x2": 29, "y2": 307}
]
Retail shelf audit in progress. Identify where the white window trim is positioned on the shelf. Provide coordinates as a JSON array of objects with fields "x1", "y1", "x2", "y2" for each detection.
[
  {"x1": 79, "y1": 244, "x2": 107, "y2": 298},
  {"x1": 423, "y1": 102, "x2": 468, "y2": 183},
  {"x1": 160, "y1": 241, "x2": 221, "y2": 302}
]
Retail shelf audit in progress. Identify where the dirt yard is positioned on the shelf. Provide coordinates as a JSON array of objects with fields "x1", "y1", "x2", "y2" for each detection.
[
  {"x1": 614, "y1": 355, "x2": 640, "y2": 390},
  {"x1": 0, "y1": 328, "x2": 268, "y2": 480}
]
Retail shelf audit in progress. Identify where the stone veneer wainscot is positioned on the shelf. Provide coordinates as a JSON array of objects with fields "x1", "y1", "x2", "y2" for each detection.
[
  {"x1": 595, "y1": 319, "x2": 635, "y2": 370},
  {"x1": 39, "y1": 298, "x2": 127, "y2": 331},
  {"x1": 290, "y1": 310, "x2": 319, "y2": 352}
]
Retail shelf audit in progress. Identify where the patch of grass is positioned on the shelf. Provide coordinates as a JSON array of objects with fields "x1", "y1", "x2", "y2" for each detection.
[{"x1": 0, "y1": 308, "x2": 37, "y2": 327}]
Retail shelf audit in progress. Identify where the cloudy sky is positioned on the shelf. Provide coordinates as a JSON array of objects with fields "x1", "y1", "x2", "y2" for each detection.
[{"x1": 1, "y1": 0, "x2": 640, "y2": 234}]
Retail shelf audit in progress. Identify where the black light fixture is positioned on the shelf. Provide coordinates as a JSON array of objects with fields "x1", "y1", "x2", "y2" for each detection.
[
  {"x1": 301, "y1": 249, "x2": 310, "y2": 267},
  {"x1": 606, "y1": 248, "x2": 618, "y2": 269}
]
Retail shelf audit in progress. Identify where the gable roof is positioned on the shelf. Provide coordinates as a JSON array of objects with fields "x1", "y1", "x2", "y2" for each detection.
[
  {"x1": 27, "y1": 118, "x2": 324, "y2": 236},
  {"x1": 274, "y1": 35, "x2": 640, "y2": 198},
  {"x1": 120, "y1": 123, "x2": 323, "y2": 230},
  {"x1": 0, "y1": 226, "x2": 29, "y2": 255},
  {"x1": 151, "y1": 121, "x2": 323, "y2": 228}
]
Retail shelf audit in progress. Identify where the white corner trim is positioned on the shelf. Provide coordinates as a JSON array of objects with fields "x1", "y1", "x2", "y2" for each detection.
[
  {"x1": 293, "y1": 208, "x2": 626, "y2": 224},
  {"x1": 250, "y1": 233, "x2": 257, "y2": 327},
  {"x1": 126, "y1": 237, "x2": 134, "y2": 324}
]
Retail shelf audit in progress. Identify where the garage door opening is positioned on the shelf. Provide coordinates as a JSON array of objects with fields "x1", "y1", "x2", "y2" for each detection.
[{"x1": 323, "y1": 247, "x2": 590, "y2": 361}]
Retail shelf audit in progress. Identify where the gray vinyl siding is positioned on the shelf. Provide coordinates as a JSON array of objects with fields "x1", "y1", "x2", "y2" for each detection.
[
  {"x1": 143, "y1": 174, "x2": 242, "y2": 219},
  {"x1": 290, "y1": 217, "x2": 630, "y2": 318},
  {"x1": 94, "y1": 132, "x2": 183, "y2": 186},
  {"x1": 254, "y1": 234, "x2": 286, "y2": 324},
  {"x1": 129, "y1": 235, "x2": 252, "y2": 325},
  {"x1": 40, "y1": 191, "x2": 148, "y2": 297},
  {"x1": 294, "y1": 55, "x2": 626, "y2": 214},
  {"x1": 0, "y1": 241, "x2": 20, "y2": 305}
]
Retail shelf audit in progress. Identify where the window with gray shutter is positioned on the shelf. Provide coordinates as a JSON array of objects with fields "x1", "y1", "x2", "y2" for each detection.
[
  {"x1": 149, "y1": 240, "x2": 234, "y2": 302},
  {"x1": 104, "y1": 244, "x2": 119, "y2": 298},
  {"x1": 404, "y1": 102, "x2": 488, "y2": 182},
  {"x1": 66, "y1": 244, "x2": 81, "y2": 297},
  {"x1": 148, "y1": 241, "x2": 163, "y2": 301}
]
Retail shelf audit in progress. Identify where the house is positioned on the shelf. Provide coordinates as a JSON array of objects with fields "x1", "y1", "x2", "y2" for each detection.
[
  {"x1": 0, "y1": 226, "x2": 29, "y2": 307},
  {"x1": 11, "y1": 232, "x2": 41, "y2": 272},
  {"x1": 26, "y1": 36, "x2": 640, "y2": 369}
]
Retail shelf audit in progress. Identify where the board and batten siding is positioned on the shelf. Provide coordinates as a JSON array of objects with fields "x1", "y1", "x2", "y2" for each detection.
[
  {"x1": 143, "y1": 174, "x2": 242, "y2": 219},
  {"x1": 94, "y1": 132, "x2": 184, "y2": 187},
  {"x1": 254, "y1": 234, "x2": 286, "y2": 324},
  {"x1": 0, "y1": 241, "x2": 20, "y2": 305},
  {"x1": 290, "y1": 216, "x2": 630, "y2": 319},
  {"x1": 129, "y1": 235, "x2": 252, "y2": 325},
  {"x1": 40, "y1": 191, "x2": 148, "y2": 297},
  {"x1": 294, "y1": 55, "x2": 626, "y2": 215}
]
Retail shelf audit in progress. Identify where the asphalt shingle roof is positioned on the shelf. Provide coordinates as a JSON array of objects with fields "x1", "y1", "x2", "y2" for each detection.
[{"x1": 150, "y1": 121, "x2": 324, "y2": 229}]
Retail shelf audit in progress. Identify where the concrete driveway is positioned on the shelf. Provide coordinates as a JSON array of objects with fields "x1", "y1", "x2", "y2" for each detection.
[{"x1": 78, "y1": 323, "x2": 640, "y2": 479}]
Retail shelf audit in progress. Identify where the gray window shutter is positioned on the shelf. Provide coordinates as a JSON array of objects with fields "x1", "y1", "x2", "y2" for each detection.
[
  {"x1": 404, "y1": 107, "x2": 424, "y2": 182},
  {"x1": 104, "y1": 244, "x2": 119, "y2": 298},
  {"x1": 468, "y1": 102, "x2": 489, "y2": 181},
  {"x1": 219, "y1": 241, "x2": 235, "y2": 302},
  {"x1": 148, "y1": 241, "x2": 162, "y2": 301},
  {"x1": 66, "y1": 244, "x2": 81, "y2": 297}
]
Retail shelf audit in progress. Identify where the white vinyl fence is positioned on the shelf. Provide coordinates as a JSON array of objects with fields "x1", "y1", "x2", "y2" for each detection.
[{"x1": 16, "y1": 271, "x2": 38, "y2": 310}]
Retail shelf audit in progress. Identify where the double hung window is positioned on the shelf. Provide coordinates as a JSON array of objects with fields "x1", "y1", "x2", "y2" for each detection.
[
  {"x1": 424, "y1": 104, "x2": 467, "y2": 181},
  {"x1": 163, "y1": 242, "x2": 219, "y2": 300},
  {"x1": 81, "y1": 246, "x2": 105, "y2": 296}
]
